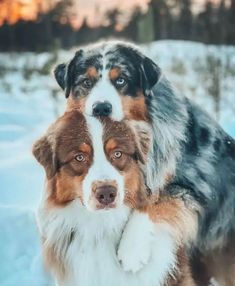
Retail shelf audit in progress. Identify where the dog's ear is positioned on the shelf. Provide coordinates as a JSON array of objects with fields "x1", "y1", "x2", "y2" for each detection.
[
  {"x1": 129, "y1": 121, "x2": 152, "y2": 164},
  {"x1": 140, "y1": 56, "x2": 161, "y2": 96},
  {"x1": 54, "y1": 63, "x2": 66, "y2": 90},
  {"x1": 32, "y1": 135, "x2": 57, "y2": 179},
  {"x1": 54, "y1": 50, "x2": 83, "y2": 98},
  {"x1": 116, "y1": 45, "x2": 160, "y2": 96}
]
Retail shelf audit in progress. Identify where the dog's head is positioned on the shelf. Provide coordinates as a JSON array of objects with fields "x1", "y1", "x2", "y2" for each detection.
[
  {"x1": 54, "y1": 41, "x2": 160, "y2": 121},
  {"x1": 33, "y1": 110, "x2": 151, "y2": 211}
]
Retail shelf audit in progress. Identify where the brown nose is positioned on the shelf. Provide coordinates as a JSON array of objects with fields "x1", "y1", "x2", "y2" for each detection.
[{"x1": 95, "y1": 185, "x2": 117, "y2": 206}]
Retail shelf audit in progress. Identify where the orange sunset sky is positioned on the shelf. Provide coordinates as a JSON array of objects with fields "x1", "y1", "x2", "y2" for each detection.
[{"x1": 0, "y1": 0, "x2": 223, "y2": 28}]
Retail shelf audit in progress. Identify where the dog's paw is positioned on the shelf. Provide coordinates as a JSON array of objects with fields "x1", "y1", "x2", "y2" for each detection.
[
  {"x1": 117, "y1": 235, "x2": 152, "y2": 273},
  {"x1": 117, "y1": 211, "x2": 155, "y2": 273}
]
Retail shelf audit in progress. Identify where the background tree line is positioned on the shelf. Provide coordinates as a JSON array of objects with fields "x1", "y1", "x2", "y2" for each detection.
[{"x1": 0, "y1": 0, "x2": 235, "y2": 52}]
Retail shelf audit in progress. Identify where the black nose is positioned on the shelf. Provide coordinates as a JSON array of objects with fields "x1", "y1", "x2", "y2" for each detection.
[
  {"x1": 92, "y1": 102, "x2": 112, "y2": 117},
  {"x1": 95, "y1": 185, "x2": 117, "y2": 206}
]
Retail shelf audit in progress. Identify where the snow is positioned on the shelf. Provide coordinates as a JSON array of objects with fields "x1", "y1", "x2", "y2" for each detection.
[
  {"x1": 0, "y1": 40, "x2": 234, "y2": 286},
  {"x1": 0, "y1": 206, "x2": 52, "y2": 286}
]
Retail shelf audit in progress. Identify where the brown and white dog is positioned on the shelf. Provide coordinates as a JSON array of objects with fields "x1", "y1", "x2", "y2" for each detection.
[
  {"x1": 33, "y1": 109, "x2": 196, "y2": 286},
  {"x1": 53, "y1": 41, "x2": 235, "y2": 285}
]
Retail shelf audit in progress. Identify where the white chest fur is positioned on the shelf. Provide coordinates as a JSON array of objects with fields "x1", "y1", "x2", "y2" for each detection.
[{"x1": 37, "y1": 200, "x2": 176, "y2": 286}]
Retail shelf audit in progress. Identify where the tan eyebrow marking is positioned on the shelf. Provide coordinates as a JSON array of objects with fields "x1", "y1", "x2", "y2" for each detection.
[
  {"x1": 86, "y1": 67, "x2": 98, "y2": 78},
  {"x1": 105, "y1": 138, "x2": 118, "y2": 153},
  {"x1": 109, "y1": 68, "x2": 121, "y2": 80},
  {"x1": 79, "y1": 142, "x2": 92, "y2": 154}
]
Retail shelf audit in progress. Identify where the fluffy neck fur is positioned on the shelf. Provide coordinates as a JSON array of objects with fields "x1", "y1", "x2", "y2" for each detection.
[
  {"x1": 37, "y1": 198, "x2": 176, "y2": 286},
  {"x1": 38, "y1": 199, "x2": 130, "y2": 285}
]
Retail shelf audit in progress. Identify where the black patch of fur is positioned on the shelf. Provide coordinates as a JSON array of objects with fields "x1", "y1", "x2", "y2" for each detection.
[
  {"x1": 184, "y1": 102, "x2": 199, "y2": 155},
  {"x1": 199, "y1": 127, "x2": 211, "y2": 146},
  {"x1": 213, "y1": 138, "x2": 221, "y2": 152}
]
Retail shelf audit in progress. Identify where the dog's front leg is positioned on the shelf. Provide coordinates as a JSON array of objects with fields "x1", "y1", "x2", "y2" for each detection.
[
  {"x1": 117, "y1": 195, "x2": 198, "y2": 279},
  {"x1": 117, "y1": 209, "x2": 178, "y2": 277},
  {"x1": 117, "y1": 210, "x2": 156, "y2": 273}
]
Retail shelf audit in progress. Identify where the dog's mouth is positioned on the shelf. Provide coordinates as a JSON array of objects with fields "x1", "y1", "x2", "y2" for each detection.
[{"x1": 95, "y1": 202, "x2": 117, "y2": 210}]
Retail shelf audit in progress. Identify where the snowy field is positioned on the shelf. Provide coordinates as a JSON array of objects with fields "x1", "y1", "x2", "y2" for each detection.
[{"x1": 0, "y1": 40, "x2": 235, "y2": 285}]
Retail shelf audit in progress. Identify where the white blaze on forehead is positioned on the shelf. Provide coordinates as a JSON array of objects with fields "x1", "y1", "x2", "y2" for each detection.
[
  {"x1": 84, "y1": 52, "x2": 124, "y2": 121},
  {"x1": 82, "y1": 115, "x2": 124, "y2": 210}
]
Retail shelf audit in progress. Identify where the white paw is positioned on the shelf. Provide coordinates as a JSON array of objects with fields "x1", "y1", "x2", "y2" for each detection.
[
  {"x1": 209, "y1": 278, "x2": 220, "y2": 286},
  {"x1": 117, "y1": 236, "x2": 152, "y2": 273},
  {"x1": 117, "y1": 211, "x2": 155, "y2": 273}
]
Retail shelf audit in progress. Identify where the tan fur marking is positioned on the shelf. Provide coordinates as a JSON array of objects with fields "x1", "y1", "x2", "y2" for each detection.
[
  {"x1": 87, "y1": 66, "x2": 98, "y2": 78},
  {"x1": 48, "y1": 173, "x2": 82, "y2": 206},
  {"x1": 124, "y1": 163, "x2": 149, "y2": 209},
  {"x1": 105, "y1": 138, "x2": 118, "y2": 153},
  {"x1": 121, "y1": 92, "x2": 148, "y2": 121},
  {"x1": 143, "y1": 197, "x2": 198, "y2": 244},
  {"x1": 66, "y1": 97, "x2": 86, "y2": 112},
  {"x1": 79, "y1": 142, "x2": 92, "y2": 154},
  {"x1": 109, "y1": 68, "x2": 121, "y2": 80},
  {"x1": 167, "y1": 248, "x2": 196, "y2": 286}
]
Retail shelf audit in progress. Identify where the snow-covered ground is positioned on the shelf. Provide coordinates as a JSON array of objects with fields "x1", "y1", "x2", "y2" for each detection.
[{"x1": 0, "y1": 40, "x2": 234, "y2": 285}]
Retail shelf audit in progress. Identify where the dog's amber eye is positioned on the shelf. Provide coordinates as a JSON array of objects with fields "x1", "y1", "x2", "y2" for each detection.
[
  {"x1": 114, "y1": 151, "x2": 122, "y2": 159},
  {"x1": 115, "y1": 77, "x2": 126, "y2": 87},
  {"x1": 75, "y1": 154, "x2": 86, "y2": 162},
  {"x1": 82, "y1": 78, "x2": 92, "y2": 88}
]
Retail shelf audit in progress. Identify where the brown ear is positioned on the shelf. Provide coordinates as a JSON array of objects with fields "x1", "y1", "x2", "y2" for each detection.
[
  {"x1": 129, "y1": 121, "x2": 152, "y2": 164},
  {"x1": 32, "y1": 135, "x2": 57, "y2": 179}
]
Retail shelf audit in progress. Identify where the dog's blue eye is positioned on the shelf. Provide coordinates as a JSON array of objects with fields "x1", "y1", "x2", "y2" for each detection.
[
  {"x1": 115, "y1": 77, "x2": 126, "y2": 87},
  {"x1": 82, "y1": 79, "x2": 92, "y2": 88}
]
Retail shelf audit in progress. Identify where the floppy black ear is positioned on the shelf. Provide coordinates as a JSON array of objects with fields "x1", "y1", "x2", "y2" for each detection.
[
  {"x1": 32, "y1": 135, "x2": 57, "y2": 179},
  {"x1": 140, "y1": 56, "x2": 161, "y2": 96},
  {"x1": 54, "y1": 50, "x2": 83, "y2": 98},
  {"x1": 54, "y1": 63, "x2": 66, "y2": 90},
  {"x1": 54, "y1": 60, "x2": 75, "y2": 98}
]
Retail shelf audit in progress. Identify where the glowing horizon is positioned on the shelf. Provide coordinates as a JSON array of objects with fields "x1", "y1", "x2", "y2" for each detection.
[{"x1": 0, "y1": 0, "x2": 223, "y2": 28}]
